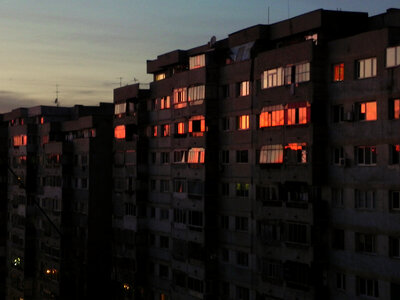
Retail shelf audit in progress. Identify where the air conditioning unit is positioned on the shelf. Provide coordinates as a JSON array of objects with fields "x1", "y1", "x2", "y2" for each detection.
[{"x1": 345, "y1": 111, "x2": 353, "y2": 121}]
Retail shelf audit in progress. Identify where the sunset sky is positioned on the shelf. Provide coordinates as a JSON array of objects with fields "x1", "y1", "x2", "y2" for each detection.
[{"x1": 1, "y1": 0, "x2": 399, "y2": 112}]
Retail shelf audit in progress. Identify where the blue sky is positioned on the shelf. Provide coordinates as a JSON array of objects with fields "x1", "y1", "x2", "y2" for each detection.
[{"x1": 0, "y1": 0, "x2": 399, "y2": 112}]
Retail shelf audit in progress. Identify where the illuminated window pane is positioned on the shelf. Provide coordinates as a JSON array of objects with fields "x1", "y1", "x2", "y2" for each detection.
[
  {"x1": 173, "y1": 88, "x2": 187, "y2": 109},
  {"x1": 155, "y1": 73, "x2": 166, "y2": 81},
  {"x1": 160, "y1": 96, "x2": 170, "y2": 109},
  {"x1": 189, "y1": 54, "x2": 205, "y2": 70},
  {"x1": 188, "y1": 85, "x2": 205, "y2": 105},
  {"x1": 239, "y1": 81, "x2": 250, "y2": 96},
  {"x1": 393, "y1": 99, "x2": 400, "y2": 119},
  {"x1": 262, "y1": 67, "x2": 284, "y2": 89},
  {"x1": 237, "y1": 115, "x2": 249, "y2": 130},
  {"x1": 333, "y1": 63, "x2": 344, "y2": 81},
  {"x1": 357, "y1": 101, "x2": 377, "y2": 121},
  {"x1": 386, "y1": 46, "x2": 400, "y2": 68},
  {"x1": 259, "y1": 145, "x2": 284, "y2": 164},
  {"x1": 188, "y1": 148, "x2": 205, "y2": 163},
  {"x1": 357, "y1": 57, "x2": 377, "y2": 78},
  {"x1": 13, "y1": 135, "x2": 27, "y2": 146}
]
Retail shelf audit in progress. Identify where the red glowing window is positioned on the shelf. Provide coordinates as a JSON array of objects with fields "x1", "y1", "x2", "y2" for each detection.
[
  {"x1": 259, "y1": 106, "x2": 284, "y2": 128},
  {"x1": 394, "y1": 99, "x2": 400, "y2": 119},
  {"x1": 333, "y1": 63, "x2": 344, "y2": 82},
  {"x1": 162, "y1": 124, "x2": 170, "y2": 137},
  {"x1": 114, "y1": 125, "x2": 126, "y2": 139},
  {"x1": 173, "y1": 88, "x2": 187, "y2": 109},
  {"x1": 287, "y1": 102, "x2": 311, "y2": 125},
  {"x1": 40, "y1": 117, "x2": 44, "y2": 124},
  {"x1": 189, "y1": 116, "x2": 205, "y2": 136},
  {"x1": 13, "y1": 135, "x2": 27, "y2": 146},
  {"x1": 358, "y1": 102, "x2": 377, "y2": 121},
  {"x1": 152, "y1": 126, "x2": 157, "y2": 137},
  {"x1": 160, "y1": 96, "x2": 170, "y2": 110}
]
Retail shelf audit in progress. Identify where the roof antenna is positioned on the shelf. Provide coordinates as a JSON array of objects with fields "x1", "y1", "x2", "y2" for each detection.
[
  {"x1": 54, "y1": 84, "x2": 60, "y2": 107},
  {"x1": 118, "y1": 77, "x2": 123, "y2": 87}
]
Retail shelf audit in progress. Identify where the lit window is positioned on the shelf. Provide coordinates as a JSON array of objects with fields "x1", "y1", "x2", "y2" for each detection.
[
  {"x1": 262, "y1": 67, "x2": 284, "y2": 89},
  {"x1": 236, "y1": 183, "x2": 249, "y2": 197},
  {"x1": 386, "y1": 45, "x2": 400, "y2": 68},
  {"x1": 237, "y1": 115, "x2": 249, "y2": 130},
  {"x1": 152, "y1": 125, "x2": 157, "y2": 137},
  {"x1": 259, "y1": 105, "x2": 284, "y2": 128},
  {"x1": 390, "y1": 99, "x2": 400, "y2": 119},
  {"x1": 356, "y1": 277, "x2": 379, "y2": 298},
  {"x1": 189, "y1": 54, "x2": 205, "y2": 70},
  {"x1": 188, "y1": 116, "x2": 205, "y2": 136},
  {"x1": 188, "y1": 85, "x2": 205, "y2": 105},
  {"x1": 238, "y1": 81, "x2": 250, "y2": 96},
  {"x1": 161, "y1": 124, "x2": 170, "y2": 137},
  {"x1": 114, "y1": 103, "x2": 126, "y2": 115},
  {"x1": 173, "y1": 88, "x2": 187, "y2": 109},
  {"x1": 285, "y1": 143, "x2": 307, "y2": 163},
  {"x1": 259, "y1": 145, "x2": 284, "y2": 164},
  {"x1": 295, "y1": 62, "x2": 310, "y2": 83},
  {"x1": 356, "y1": 146, "x2": 377, "y2": 165},
  {"x1": 357, "y1": 101, "x2": 377, "y2": 121},
  {"x1": 13, "y1": 135, "x2": 27, "y2": 146},
  {"x1": 287, "y1": 103, "x2": 309, "y2": 125},
  {"x1": 187, "y1": 148, "x2": 205, "y2": 163},
  {"x1": 356, "y1": 57, "x2": 377, "y2": 79},
  {"x1": 40, "y1": 117, "x2": 44, "y2": 124},
  {"x1": 114, "y1": 125, "x2": 125, "y2": 139},
  {"x1": 355, "y1": 190, "x2": 375, "y2": 209},
  {"x1": 160, "y1": 96, "x2": 170, "y2": 109},
  {"x1": 155, "y1": 73, "x2": 166, "y2": 81},
  {"x1": 174, "y1": 122, "x2": 185, "y2": 136},
  {"x1": 333, "y1": 63, "x2": 344, "y2": 82}
]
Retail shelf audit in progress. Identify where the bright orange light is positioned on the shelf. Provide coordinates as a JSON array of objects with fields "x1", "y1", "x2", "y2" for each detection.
[
  {"x1": 333, "y1": 63, "x2": 344, "y2": 81},
  {"x1": 365, "y1": 102, "x2": 377, "y2": 120},
  {"x1": 123, "y1": 283, "x2": 131, "y2": 291},
  {"x1": 114, "y1": 125, "x2": 126, "y2": 139}
]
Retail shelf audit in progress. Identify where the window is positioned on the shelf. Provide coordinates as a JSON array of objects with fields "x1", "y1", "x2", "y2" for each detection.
[
  {"x1": 173, "y1": 179, "x2": 185, "y2": 193},
  {"x1": 256, "y1": 185, "x2": 279, "y2": 202},
  {"x1": 150, "y1": 152, "x2": 156, "y2": 164},
  {"x1": 188, "y1": 277, "x2": 204, "y2": 293},
  {"x1": 259, "y1": 105, "x2": 284, "y2": 127},
  {"x1": 238, "y1": 81, "x2": 250, "y2": 96},
  {"x1": 236, "y1": 286, "x2": 249, "y2": 300},
  {"x1": 235, "y1": 217, "x2": 248, "y2": 232},
  {"x1": 160, "y1": 236, "x2": 169, "y2": 248},
  {"x1": 356, "y1": 146, "x2": 377, "y2": 165},
  {"x1": 13, "y1": 135, "x2": 27, "y2": 146},
  {"x1": 160, "y1": 96, "x2": 170, "y2": 109},
  {"x1": 236, "y1": 150, "x2": 248, "y2": 163},
  {"x1": 115, "y1": 103, "x2": 126, "y2": 115},
  {"x1": 236, "y1": 251, "x2": 249, "y2": 267},
  {"x1": 155, "y1": 73, "x2": 166, "y2": 81},
  {"x1": 189, "y1": 54, "x2": 205, "y2": 70},
  {"x1": 187, "y1": 148, "x2": 205, "y2": 163},
  {"x1": 174, "y1": 122, "x2": 185, "y2": 136},
  {"x1": 262, "y1": 260, "x2": 283, "y2": 282},
  {"x1": 221, "y1": 215, "x2": 229, "y2": 229},
  {"x1": 161, "y1": 152, "x2": 170, "y2": 164},
  {"x1": 188, "y1": 116, "x2": 205, "y2": 136},
  {"x1": 336, "y1": 273, "x2": 346, "y2": 290},
  {"x1": 262, "y1": 67, "x2": 284, "y2": 89},
  {"x1": 390, "y1": 99, "x2": 400, "y2": 119},
  {"x1": 222, "y1": 84, "x2": 230, "y2": 98},
  {"x1": 389, "y1": 237, "x2": 400, "y2": 258},
  {"x1": 159, "y1": 264, "x2": 169, "y2": 278},
  {"x1": 332, "y1": 105, "x2": 344, "y2": 122},
  {"x1": 357, "y1": 57, "x2": 377, "y2": 79},
  {"x1": 221, "y1": 248, "x2": 229, "y2": 262},
  {"x1": 236, "y1": 183, "x2": 249, "y2": 197},
  {"x1": 285, "y1": 261, "x2": 310, "y2": 288},
  {"x1": 221, "y1": 183, "x2": 229, "y2": 196},
  {"x1": 161, "y1": 124, "x2": 170, "y2": 137},
  {"x1": 390, "y1": 191, "x2": 400, "y2": 211},
  {"x1": 332, "y1": 229, "x2": 345, "y2": 250},
  {"x1": 285, "y1": 143, "x2": 307, "y2": 164},
  {"x1": 221, "y1": 150, "x2": 229, "y2": 164},
  {"x1": 386, "y1": 45, "x2": 400, "y2": 67},
  {"x1": 174, "y1": 209, "x2": 186, "y2": 224},
  {"x1": 222, "y1": 117, "x2": 230, "y2": 130},
  {"x1": 333, "y1": 63, "x2": 344, "y2": 81},
  {"x1": 160, "y1": 180, "x2": 169, "y2": 192},
  {"x1": 355, "y1": 233, "x2": 376, "y2": 253},
  {"x1": 286, "y1": 223, "x2": 307, "y2": 244},
  {"x1": 152, "y1": 125, "x2": 158, "y2": 137},
  {"x1": 258, "y1": 220, "x2": 281, "y2": 243},
  {"x1": 237, "y1": 115, "x2": 249, "y2": 130},
  {"x1": 188, "y1": 85, "x2": 205, "y2": 105},
  {"x1": 356, "y1": 101, "x2": 377, "y2": 121},
  {"x1": 332, "y1": 188, "x2": 344, "y2": 208},
  {"x1": 124, "y1": 203, "x2": 135, "y2": 216},
  {"x1": 259, "y1": 145, "x2": 284, "y2": 164},
  {"x1": 188, "y1": 181, "x2": 203, "y2": 198},
  {"x1": 173, "y1": 88, "x2": 187, "y2": 108},
  {"x1": 332, "y1": 147, "x2": 344, "y2": 165},
  {"x1": 188, "y1": 210, "x2": 203, "y2": 228},
  {"x1": 357, "y1": 277, "x2": 379, "y2": 298},
  {"x1": 151, "y1": 98, "x2": 158, "y2": 111},
  {"x1": 287, "y1": 104, "x2": 309, "y2": 125},
  {"x1": 173, "y1": 150, "x2": 186, "y2": 163},
  {"x1": 295, "y1": 62, "x2": 310, "y2": 83},
  {"x1": 355, "y1": 190, "x2": 375, "y2": 209}
]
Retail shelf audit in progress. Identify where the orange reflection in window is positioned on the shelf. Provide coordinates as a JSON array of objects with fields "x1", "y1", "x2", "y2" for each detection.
[
  {"x1": 365, "y1": 102, "x2": 377, "y2": 120},
  {"x1": 394, "y1": 99, "x2": 399, "y2": 119},
  {"x1": 333, "y1": 63, "x2": 344, "y2": 81},
  {"x1": 162, "y1": 124, "x2": 170, "y2": 137},
  {"x1": 396, "y1": 145, "x2": 400, "y2": 152},
  {"x1": 189, "y1": 116, "x2": 206, "y2": 136},
  {"x1": 13, "y1": 135, "x2": 27, "y2": 146},
  {"x1": 153, "y1": 126, "x2": 157, "y2": 137},
  {"x1": 114, "y1": 125, "x2": 125, "y2": 139},
  {"x1": 259, "y1": 108, "x2": 284, "y2": 128},
  {"x1": 238, "y1": 115, "x2": 249, "y2": 130},
  {"x1": 177, "y1": 122, "x2": 185, "y2": 134}
]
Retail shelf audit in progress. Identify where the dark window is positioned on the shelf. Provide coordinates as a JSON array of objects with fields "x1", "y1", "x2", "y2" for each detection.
[
  {"x1": 235, "y1": 217, "x2": 248, "y2": 232},
  {"x1": 389, "y1": 237, "x2": 400, "y2": 258},
  {"x1": 236, "y1": 183, "x2": 249, "y2": 197},
  {"x1": 390, "y1": 144, "x2": 400, "y2": 164},
  {"x1": 221, "y1": 215, "x2": 229, "y2": 229},
  {"x1": 236, "y1": 251, "x2": 249, "y2": 267},
  {"x1": 355, "y1": 233, "x2": 376, "y2": 253},
  {"x1": 357, "y1": 277, "x2": 379, "y2": 297},
  {"x1": 221, "y1": 183, "x2": 229, "y2": 196},
  {"x1": 332, "y1": 105, "x2": 344, "y2": 122},
  {"x1": 221, "y1": 150, "x2": 229, "y2": 164},
  {"x1": 236, "y1": 150, "x2": 248, "y2": 163},
  {"x1": 332, "y1": 229, "x2": 345, "y2": 250},
  {"x1": 286, "y1": 223, "x2": 307, "y2": 244}
]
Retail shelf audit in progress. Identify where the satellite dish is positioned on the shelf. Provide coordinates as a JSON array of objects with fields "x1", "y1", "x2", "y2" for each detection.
[{"x1": 209, "y1": 36, "x2": 216, "y2": 47}]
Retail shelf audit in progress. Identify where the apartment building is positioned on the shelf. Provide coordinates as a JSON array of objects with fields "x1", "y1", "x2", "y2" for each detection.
[
  {"x1": 3, "y1": 104, "x2": 113, "y2": 300},
  {"x1": 111, "y1": 8, "x2": 400, "y2": 300}
]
